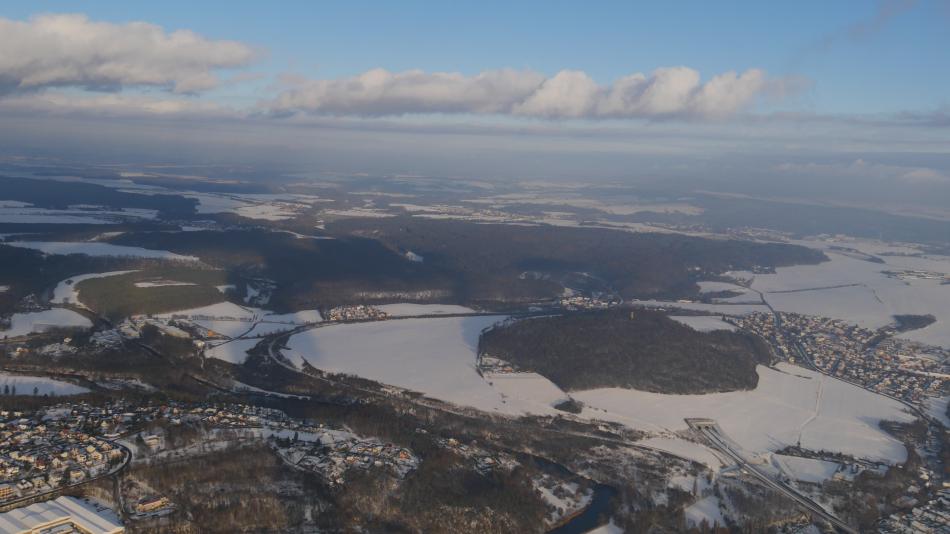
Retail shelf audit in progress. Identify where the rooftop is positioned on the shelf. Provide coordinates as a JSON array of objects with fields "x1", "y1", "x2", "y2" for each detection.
[{"x1": 0, "y1": 496, "x2": 123, "y2": 534}]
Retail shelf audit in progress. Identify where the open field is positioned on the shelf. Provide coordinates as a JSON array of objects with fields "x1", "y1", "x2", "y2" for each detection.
[{"x1": 573, "y1": 363, "x2": 914, "y2": 464}]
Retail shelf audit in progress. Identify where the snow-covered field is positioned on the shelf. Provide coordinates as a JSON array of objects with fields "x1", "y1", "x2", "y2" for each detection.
[
  {"x1": 696, "y1": 281, "x2": 762, "y2": 303},
  {"x1": 0, "y1": 372, "x2": 89, "y2": 396},
  {"x1": 133, "y1": 280, "x2": 196, "y2": 288},
  {"x1": 739, "y1": 240, "x2": 950, "y2": 347},
  {"x1": 375, "y1": 303, "x2": 476, "y2": 316},
  {"x1": 156, "y1": 302, "x2": 320, "y2": 339},
  {"x1": 771, "y1": 454, "x2": 842, "y2": 485},
  {"x1": 484, "y1": 372, "x2": 569, "y2": 411},
  {"x1": 0, "y1": 203, "x2": 158, "y2": 224},
  {"x1": 284, "y1": 316, "x2": 557, "y2": 414},
  {"x1": 5, "y1": 241, "x2": 197, "y2": 261},
  {"x1": 52, "y1": 270, "x2": 137, "y2": 305},
  {"x1": 0, "y1": 309, "x2": 92, "y2": 337},
  {"x1": 632, "y1": 300, "x2": 769, "y2": 315},
  {"x1": 684, "y1": 496, "x2": 725, "y2": 529},
  {"x1": 573, "y1": 363, "x2": 913, "y2": 464},
  {"x1": 206, "y1": 339, "x2": 261, "y2": 365},
  {"x1": 669, "y1": 316, "x2": 736, "y2": 332},
  {"x1": 151, "y1": 302, "x2": 321, "y2": 366},
  {"x1": 634, "y1": 436, "x2": 724, "y2": 468}
]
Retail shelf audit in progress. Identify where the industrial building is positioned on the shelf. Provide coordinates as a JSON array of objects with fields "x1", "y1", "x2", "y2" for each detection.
[{"x1": 0, "y1": 496, "x2": 124, "y2": 533}]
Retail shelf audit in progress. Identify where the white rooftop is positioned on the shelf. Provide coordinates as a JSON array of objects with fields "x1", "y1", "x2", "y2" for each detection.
[{"x1": 0, "y1": 496, "x2": 124, "y2": 534}]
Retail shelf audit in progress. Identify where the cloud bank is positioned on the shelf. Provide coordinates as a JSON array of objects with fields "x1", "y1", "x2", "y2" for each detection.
[
  {"x1": 0, "y1": 13, "x2": 256, "y2": 94},
  {"x1": 269, "y1": 66, "x2": 798, "y2": 120}
]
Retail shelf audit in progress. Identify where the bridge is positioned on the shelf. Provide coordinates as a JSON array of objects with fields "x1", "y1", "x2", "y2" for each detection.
[{"x1": 687, "y1": 418, "x2": 858, "y2": 534}]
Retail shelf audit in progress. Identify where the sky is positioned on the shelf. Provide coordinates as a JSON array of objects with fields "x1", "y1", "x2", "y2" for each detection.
[{"x1": 0, "y1": 1, "x2": 948, "y2": 207}]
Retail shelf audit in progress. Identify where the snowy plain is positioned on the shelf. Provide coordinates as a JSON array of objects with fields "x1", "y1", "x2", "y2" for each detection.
[
  {"x1": 1, "y1": 309, "x2": 92, "y2": 337},
  {"x1": 0, "y1": 372, "x2": 89, "y2": 396},
  {"x1": 5, "y1": 241, "x2": 197, "y2": 261},
  {"x1": 739, "y1": 241, "x2": 950, "y2": 347},
  {"x1": 155, "y1": 302, "x2": 321, "y2": 339},
  {"x1": 574, "y1": 363, "x2": 913, "y2": 464},
  {"x1": 52, "y1": 271, "x2": 138, "y2": 305},
  {"x1": 375, "y1": 303, "x2": 476, "y2": 316},
  {"x1": 668, "y1": 316, "x2": 736, "y2": 332},
  {"x1": 283, "y1": 316, "x2": 558, "y2": 415}
]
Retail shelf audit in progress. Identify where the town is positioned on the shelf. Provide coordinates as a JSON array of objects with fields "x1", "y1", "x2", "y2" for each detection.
[
  {"x1": 0, "y1": 398, "x2": 423, "y2": 532},
  {"x1": 730, "y1": 311, "x2": 949, "y2": 407}
]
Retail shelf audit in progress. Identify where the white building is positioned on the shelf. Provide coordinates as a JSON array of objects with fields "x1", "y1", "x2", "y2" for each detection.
[{"x1": 0, "y1": 496, "x2": 124, "y2": 533}]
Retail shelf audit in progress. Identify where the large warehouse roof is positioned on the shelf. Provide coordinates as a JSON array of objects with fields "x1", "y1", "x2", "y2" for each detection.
[{"x1": 0, "y1": 496, "x2": 124, "y2": 534}]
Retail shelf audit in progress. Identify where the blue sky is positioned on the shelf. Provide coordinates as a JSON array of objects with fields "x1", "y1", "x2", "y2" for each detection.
[
  {"x1": 3, "y1": 0, "x2": 947, "y2": 113},
  {"x1": 0, "y1": 1, "x2": 947, "y2": 205}
]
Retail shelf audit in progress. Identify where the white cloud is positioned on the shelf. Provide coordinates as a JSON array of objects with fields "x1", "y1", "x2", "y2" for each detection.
[
  {"x1": 271, "y1": 68, "x2": 545, "y2": 116},
  {"x1": 269, "y1": 66, "x2": 795, "y2": 120},
  {"x1": 0, "y1": 91, "x2": 236, "y2": 118},
  {"x1": 0, "y1": 13, "x2": 256, "y2": 94}
]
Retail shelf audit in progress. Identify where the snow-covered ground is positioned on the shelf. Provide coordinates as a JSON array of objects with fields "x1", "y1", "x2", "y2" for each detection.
[
  {"x1": 0, "y1": 309, "x2": 92, "y2": 337},
  {"x1": 205, "y1": 338, "x2": 261, "y2": 365},
  {"x1": 632, "y1": 300, "x2": 769, "y2": 315},
  {"x1": 736, "y1": 238, "x2": 950, "y2": 347},
  {"x1": 52, "y1": 270, "x2": 137, "y2": 305},
  {"x1": 484, "y1": 372, "x2": 570, "y2": 411},
  {"x1": 0, "y1": 203, "x2": 158, "y2": 224},
  {"x1": 5, "y1": 241, "x2": 197, "y2": 261},
  {"x1": 634, "y1": 436, "x2": 724, "y2": 468},
  {"x1": 322, "y1": 207, "x2": 395, "y2": 218},
  {"x1": 133, "y1": 280, "x2": 196, "y2": 288},
  {"x1": 375, "y1": 303, "x2": 476, "y2": 316},
  {"x1": 574, "y1": 363, "x2": 913, "y2": 464},
  {"x1": 155, "y1": 302, "x2": 320, "y2": 339},
  {"x1": 684, "y1": 495, "x2": 725, "y2": 529},
  {"x1": 284, "y1": 316, "x2": 558, "y2": 415},
  {"x1": 0, "y1": 372, "x2": 89, "y2": 396},
  {"x1": 696, "y1": 280, "x2": 762, "y2": 303},
  {"x1": 668, "y1": 316, "x2": 736, "y2": 332},
  {"x1": 924, "y1": 396, "x2": 950, "y2": 427},
  {"x1": 771, "y1": 454, "x2": 842, "y2": 485},
  {"x1": 185, "y1": 192, "x2": 325, "y2": 221}
]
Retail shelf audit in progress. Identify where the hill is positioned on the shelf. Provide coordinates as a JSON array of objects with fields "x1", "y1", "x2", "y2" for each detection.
[{"x1": 479, "y1": 309, "x2": 772, "y2": 394}]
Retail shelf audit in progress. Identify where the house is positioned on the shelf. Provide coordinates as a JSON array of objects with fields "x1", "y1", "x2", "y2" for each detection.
[{"x1": 135, "y1": 496, "x2": 170, "y2": 514}]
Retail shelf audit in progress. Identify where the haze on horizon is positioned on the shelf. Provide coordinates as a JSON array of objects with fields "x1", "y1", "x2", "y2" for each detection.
[{"x1": 0, "y1": 1, "x2": 948, "y2": 212}]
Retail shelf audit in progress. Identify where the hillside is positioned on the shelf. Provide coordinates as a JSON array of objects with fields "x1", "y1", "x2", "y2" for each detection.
[
  {"x1": 328, "y1": 217, "x2": 828, "y2": 304},
  {"x1": 479, "y1": 309, "x2": 772, "y2": 394}
]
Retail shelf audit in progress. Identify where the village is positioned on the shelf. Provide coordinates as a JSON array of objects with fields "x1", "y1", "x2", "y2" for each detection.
[
  {"x1": 0, "y1": 398, "x2": 422, "y2": 519},
  {"x1": 0, "y1": 405, "x2": 128, "y2": 505},
  {"x1": 731, "y1": 311, "x2": 949, "y2": 407}
]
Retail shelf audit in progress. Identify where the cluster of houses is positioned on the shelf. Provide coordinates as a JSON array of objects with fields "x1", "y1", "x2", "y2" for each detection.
[
  {"x1": 435, "y1": 436, "x2": 512, "y2": 476},
  {"x1": 274, "y1": 433, "x2": 418, "y2": 487},
  {"x1": 476, "y1": 355, "x2": 519, "y2": 375},
  {"x1": 733, "y1": 312, "x2": 948, "y2": 405},
  {"x1": 879, "y1": 488, "x2": 950, "y2": 533},
  {"x1": 557, "y1": 296, "x2": 619, "y2": 311},
  {"x1": 326, "y1": 305, "x2": 388, "y2": 322},
  {"x1": 882, "y1": 269, "x2": 949, "y2": 282},
  {"x1": 0, "y1": 409, "x2": 127, "y2": 503}
]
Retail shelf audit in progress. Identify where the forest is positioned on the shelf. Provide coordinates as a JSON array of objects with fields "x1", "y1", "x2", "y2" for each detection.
[{"x1": 479, "y1": 309, "x2": 772, "y2": 394}]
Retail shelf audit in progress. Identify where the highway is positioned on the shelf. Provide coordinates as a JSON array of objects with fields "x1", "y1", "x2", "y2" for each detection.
[{"x1": 687, "y1": 419, "x2": 857, "y2": 534}]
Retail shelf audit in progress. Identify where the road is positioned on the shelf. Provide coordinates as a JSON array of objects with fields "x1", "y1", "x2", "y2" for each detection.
[{"x1": 687, "y1": 419, "x2": 858, "y2": 534}]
